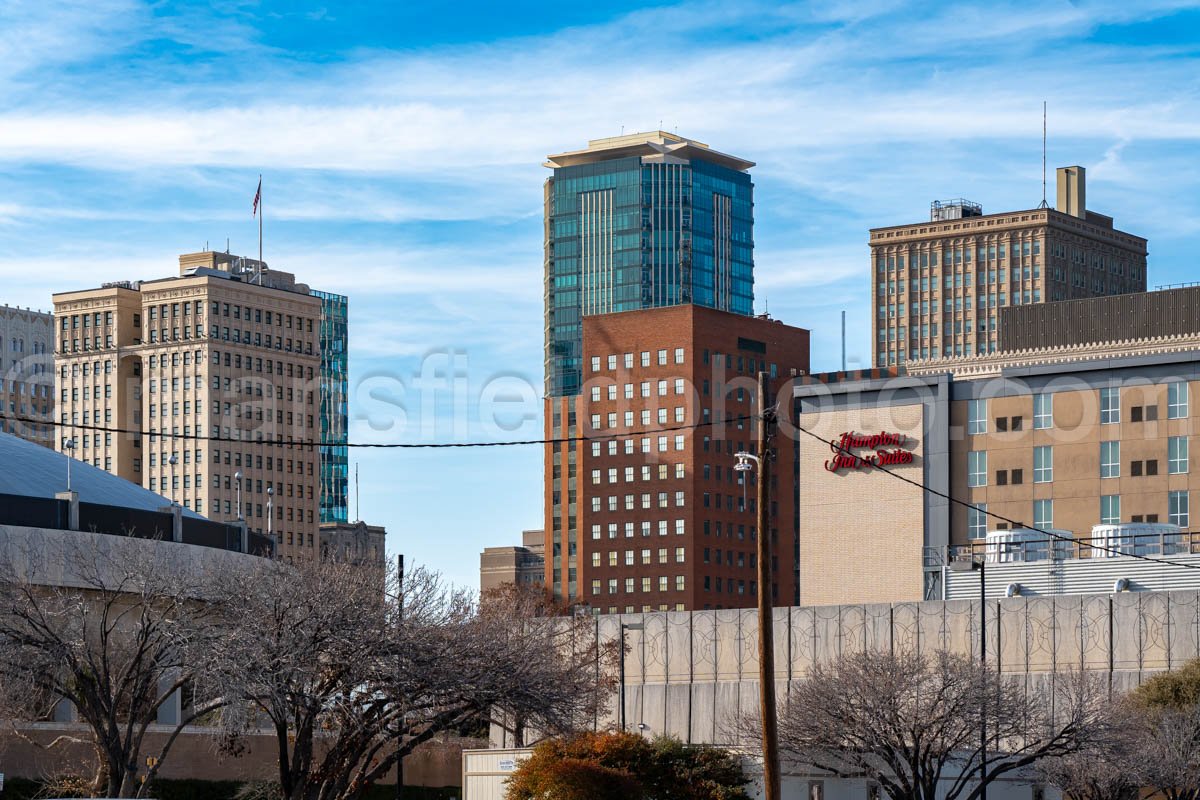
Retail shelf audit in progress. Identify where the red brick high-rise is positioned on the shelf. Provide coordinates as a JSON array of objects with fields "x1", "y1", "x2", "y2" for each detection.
[{"x1": 544, "y1": 304, "x2": 810, "y2": 612}]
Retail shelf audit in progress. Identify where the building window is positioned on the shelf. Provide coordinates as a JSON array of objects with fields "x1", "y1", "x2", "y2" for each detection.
[
  {"x1": 967, "y1": 451, "x2": 987, "y2": 487},
  {"x1": 1100, "y1": 495, "x2": 1120, "y2": 525},
  {"x1": 967, "y1": 399, "x2": 986, "y2": 435},
  {"x1": 1169, "y1": 381, "x2": 1189, "y2": 419},
  {"x1": 1033, "y1": 499, "x2": 1053, "y2": 529},
  {"x1": 1033, "y1": 393, "x2": 1052, "y2": 429},
  {"x1": 1170, "y1": 491, "x2": 1190, "y2": 528},
  {"x1": 968, "y1": 505, "x2": 988, "y2": 540},
  {"x1": 674, "y1": 348, "x2": 684, "y2": 364},
  {"x1": 1170, "y1": 436, "x2": 1190, "y2": 475},
  {"x1": 1033, "y1": 446, "x2": 1053, "y2": 483},
  {"x1": 1100, "y1": 441, "x2": 1120, "y2": 479},
  {"x1": 1100, "y1": 387, "x2": 1120, "y2": 424}
]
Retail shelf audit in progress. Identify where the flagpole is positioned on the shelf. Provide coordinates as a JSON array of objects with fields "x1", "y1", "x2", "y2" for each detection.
[{"x1": 258, "y1": 173, "x2": 263, "y2": 284}]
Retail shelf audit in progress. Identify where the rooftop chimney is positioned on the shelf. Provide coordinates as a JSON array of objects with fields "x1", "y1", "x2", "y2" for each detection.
[{"x1": 1056, "y1": 166, "x2": 1086, "y2": 218}]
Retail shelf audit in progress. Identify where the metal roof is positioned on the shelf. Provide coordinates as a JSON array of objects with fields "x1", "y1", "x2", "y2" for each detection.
[{"x1": 0, "y1": 431, "x2": 205, "y2": 519}]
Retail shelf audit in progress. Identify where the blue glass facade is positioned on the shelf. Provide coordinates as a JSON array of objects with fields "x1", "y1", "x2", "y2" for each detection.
[
  {"x1": 544, "y1": 154, "x2": 754, "y2": 396},
  {"x1": 312, "y1": 289, "x2": 348, "y2": 523}
]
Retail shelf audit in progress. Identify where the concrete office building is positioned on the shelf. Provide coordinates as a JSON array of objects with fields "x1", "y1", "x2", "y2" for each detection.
[
  {"x1": 479, "y1": 529, "x2": 546, "y2": 595},
  {"x1": 870, "y1": 166, "x2": 1147, "y2": 368},
  {"x1": 0, "y1": 304, "x2": 55, "y2": 447},
  {"x1": 53, "y1": 251, "x2": 325, "y2": 558},
  {"x1": 545, "y1": 304, "x2": 810, "y2": 610}
]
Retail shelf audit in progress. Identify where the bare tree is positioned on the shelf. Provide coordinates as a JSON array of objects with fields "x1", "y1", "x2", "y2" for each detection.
[
  {"x1": 212, "y1": 558, "x2": 608, "y2": 800},
  {"x1": 0, "y1": 539, "x2": 227, "y2": 797},
  {"x1": 1132, "y1": 706, "x2": 1200, "y2": 800},
  {"x1": 758, "y1": 650, "x2": 1118, "y2": 800}
]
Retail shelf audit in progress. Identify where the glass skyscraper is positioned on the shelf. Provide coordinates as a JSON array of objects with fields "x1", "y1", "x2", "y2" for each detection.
[
  {"x1": 311, "y1": 289, "x2": 349, "y2": 523},
  {"x1": 543, "y1": 131, "x2": 755, "y2": 397},
  {"x1": 541, "y1": 132, "x2": 756, "y2": 600}
]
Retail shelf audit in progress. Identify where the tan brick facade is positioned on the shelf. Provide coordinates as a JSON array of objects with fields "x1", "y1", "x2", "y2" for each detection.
[{"x1": 797, "y1": 403, "x2": 927, "y2": 606}]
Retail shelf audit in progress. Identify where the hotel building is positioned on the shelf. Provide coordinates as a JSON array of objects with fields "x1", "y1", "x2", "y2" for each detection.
[
  {"x1": 546, "y1": 304, "x2": 810, "y2": 611},
  {"x1": 870, "y1": 166, "x2": 1147, "y2": 368},
  {"x1": 52, "y1": 251, "x2": 336, "y2": 558},
  {"x1": 798, "y1": 287, "x2": 1200, "y2": 606}
]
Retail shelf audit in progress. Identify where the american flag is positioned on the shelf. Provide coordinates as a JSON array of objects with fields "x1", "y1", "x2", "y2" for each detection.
[{"x1": 252, "y1": 177, "x2": 261, "y2": 217}]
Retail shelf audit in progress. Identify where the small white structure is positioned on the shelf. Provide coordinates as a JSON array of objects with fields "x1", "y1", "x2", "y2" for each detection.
[
  {"x1": 462, "y1": 747, "x2": 530, "y2": 800},
  {"x1": 985, "y1": 528, "x2": 1074, "y2": 562},
  {"x1": 1091, "y1": 522, "x2": 1182, "y2": 557}
]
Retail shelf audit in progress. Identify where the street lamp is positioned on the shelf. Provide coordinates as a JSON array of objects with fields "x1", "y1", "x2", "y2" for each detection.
[
  {"x1": 266, "y1": 486, "x2": 274, "y2": 539},
  {"x1": 618, "y1": 621, "x2": 644, "y2": 732},
  {"x1": 949, "y1": 556, "x2": 987, "y2": 800},
  {"x1": 235, "y1": 470, "x2": 243, "y2": 520},
  {"x1": 168, "y1": 454, "x2": 178, "y2": 506},
  {"x1": 62, "y1": 437, "x2": 76, "y2": 492}
]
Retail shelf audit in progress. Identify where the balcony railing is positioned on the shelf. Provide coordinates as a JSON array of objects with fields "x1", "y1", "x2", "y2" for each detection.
[{"x1": 942, "y1": 529, "x2": 1199, "y2": 564}]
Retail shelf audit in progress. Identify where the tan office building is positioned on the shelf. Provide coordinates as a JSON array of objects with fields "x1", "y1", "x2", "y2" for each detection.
[
  {"x1": 0, "y1": 304, "x2": 55, "y2": 448},
  {"x1": 53, "y1": 252, "x2": 322, "y2": 558},
  {"x1": 479, "y1": 529, "x2": 546, "y2": 595},
  {"x1": 870, "y1": 166, "x2": 1147, "y2": 368}
]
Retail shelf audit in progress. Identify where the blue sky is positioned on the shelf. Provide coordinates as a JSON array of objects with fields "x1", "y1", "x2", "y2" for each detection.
[{"x1": 2, "y1": 0, "x2": 1200, "y2": 590}]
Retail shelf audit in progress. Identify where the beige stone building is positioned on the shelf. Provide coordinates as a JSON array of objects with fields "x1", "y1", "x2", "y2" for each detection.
[
  {"x1": 870, "y1": 166, "x2": 1147, "y2": 368},
  {"x1": 480, "y1": 529, "x2": 545, "y2": 595},
  {"x1": 0, "y1": 304, "x2": 55, "y2": 448},
  {"x1": 319, "y1": 519, "x2": 386, "y2": 566},
  {"x1": 53, "y1": 252, "x2": 322, "y2": 558}
]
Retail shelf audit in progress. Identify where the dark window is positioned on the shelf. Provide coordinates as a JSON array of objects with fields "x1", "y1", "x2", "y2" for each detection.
[
  {"x1": 1132, "y1": 406, "x2": 1143, "y2": 422},
  {"x1": 996, "y1": 470, "x2": 1008, "y2": 486},
  {"x1": 1131, "y1": 460, "x2": 1143, "y2": 477},
  {"x1": 1146, "y1": 405, "x2": 1159, "y2": 421},
  {"x1": 1147, "y1": 459, "x2": 1159, "y2": 476},
  {"x1": 1132, "y1": 515, "x2": 1144, "y2": 523},
  {"x1": 1010, "y1": 416, "x2": 1023, "y2": 431},
  {"x1": 995, "y1": 417, "x2": 1008, "y2": 432},
  {"x1": 1148, "y1": 514, "x2": 1160, "y2": 523},
  {"x1": 1011, "y1": 468, "x2": 1023, "y2": 485}
]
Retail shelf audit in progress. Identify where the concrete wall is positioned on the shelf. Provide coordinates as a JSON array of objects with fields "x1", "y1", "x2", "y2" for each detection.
[{"x1": 491, "y1": 590, "x2": 1200, "y2": 748}]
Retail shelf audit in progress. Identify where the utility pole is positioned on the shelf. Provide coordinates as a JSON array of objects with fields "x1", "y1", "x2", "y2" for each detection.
[
  {"x1": 396, "y1": 553, "x2": 405, "y2": 800},
  {"x1": 755, "y1": 370, "x2": 781, "y2": 800}
]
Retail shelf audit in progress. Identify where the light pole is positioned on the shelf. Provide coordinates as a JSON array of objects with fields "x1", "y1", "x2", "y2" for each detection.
[
  {"x1": 266, "y1": 486, "x2": 274, "y2": 539},
  {"x1": 168, "y1": 453, "x2": 178, "y2": 505},
  {"x1": 62, "y1": 437, "x2": 76, "y2": 492},
  {"x1": 618, "y1": 621, "x2": 644, "y2": 732},
  {"x1": 949, "y1": 556, "x2": 987, "y2": 800},
  {"x1": 235, "y1": 470, "x2": 243, "y2": 520},
  {"x1": 735, "y1": 370, "x2": 780, "y2": 800}
]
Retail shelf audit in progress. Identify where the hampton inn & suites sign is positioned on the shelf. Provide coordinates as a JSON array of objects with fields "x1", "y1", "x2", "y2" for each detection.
[{"x1": 824, "y1": 431, "x2": 916, "y2": 473}]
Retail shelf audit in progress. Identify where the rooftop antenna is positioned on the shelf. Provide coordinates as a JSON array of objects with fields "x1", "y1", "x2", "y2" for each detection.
[
  {"x1": 354, "y1": 461, "x2": 360, "y2": 522},
  {"x1": 841, "y1": 310, "x2": 847, "y2": 372},
  {"x1": 226, "y1": 237, "x2": 230, "y2": 254},
  {"x1": 1038, "y1": 101, "x2": 1049, "y2": 209},
  {"x1": 621, "y1": 124, "x2": 624, "y2": 135}
]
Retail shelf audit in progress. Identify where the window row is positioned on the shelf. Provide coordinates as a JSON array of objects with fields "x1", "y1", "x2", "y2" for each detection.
[
  {"x1": 590, "y1": 349, "x2": 686, "y2": 372},
  {"x1": 589, "y1": 520, "x2": 686, "y2": 538},
  {"x1": 590, "y1": 547, "x2": 686, "y2": 567},
  {"x1": 966, "y1": 492, "x2": 1191, "y2": 538},
  {"x1": 592, "y1": 575, "x2": 687, "y2": 595},
  {"x1": 967, "y1": 438, "x2": 1190, "y2": 486},
  {"x1": 967, "y1": 383, "x2": 1190, "y2": 435}
]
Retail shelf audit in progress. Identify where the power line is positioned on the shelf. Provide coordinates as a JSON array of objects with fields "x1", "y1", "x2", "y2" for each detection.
[
  {"x1": 791, "y1": 421, "x2": 1200, "y2": 571},
  {"x1": 0, "y1": 412, "x2": 753, "y2": 449}
]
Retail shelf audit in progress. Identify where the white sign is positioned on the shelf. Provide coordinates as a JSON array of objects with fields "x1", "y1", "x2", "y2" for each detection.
[{"x1": 498, "y1": 759, "x2": 516, "y2": 771}]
